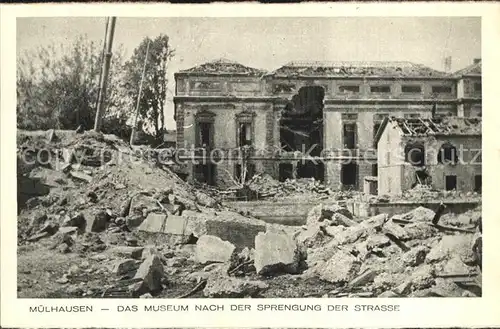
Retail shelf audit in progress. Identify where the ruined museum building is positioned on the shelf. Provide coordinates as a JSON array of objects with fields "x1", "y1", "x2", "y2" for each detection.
[{"x1": 173, "y1": 59, "x2": 482, "y2": 190}]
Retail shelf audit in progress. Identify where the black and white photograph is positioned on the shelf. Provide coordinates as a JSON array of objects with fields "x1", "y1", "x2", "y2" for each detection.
[{"x1": 15, "y1": 16, "x2": 482, "y2": 300}]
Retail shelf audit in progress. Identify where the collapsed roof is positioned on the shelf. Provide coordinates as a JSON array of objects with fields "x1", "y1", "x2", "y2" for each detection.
[
  {"x1": 381, "y1": 116, "x2": 481, "y2": 140},
  {"x1": 177, "y1": 58, "x2": 266, "y2": 76},
  {"x1": 267, "y1": 61, "x2": 450, "y2": 78},
  {"x1": 177, "y1": 59, "x2": 480, "y2": 79}
]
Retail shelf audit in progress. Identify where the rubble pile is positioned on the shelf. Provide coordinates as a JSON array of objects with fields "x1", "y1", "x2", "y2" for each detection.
[
  {"x1": 16, "y1": 129, "x2": 482, "y2": 299},
  {"x1": 16, "y1": 129, "x2": 293, "y2": 298},
  {"x1": 296, "y1": 203, "x2": 482, "y2": 297},
  {"x1": 247, "y1": 175, "x2": 356, "y2": 201},
  {"x1": 394, "y1": 185, "x2": 481, "y2": 203}
]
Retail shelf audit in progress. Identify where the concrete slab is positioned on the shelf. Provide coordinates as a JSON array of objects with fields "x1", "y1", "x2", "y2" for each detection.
[
  {"x1": 163, "y1": 214, "x2": 188, "y2": 235},
  {"x1": 138, "y1": 213, "x2": 167, "y2": 233}
]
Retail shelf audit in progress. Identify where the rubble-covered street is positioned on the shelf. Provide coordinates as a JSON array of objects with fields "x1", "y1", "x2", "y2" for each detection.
[{"x1": 17, "y1": 129, "x2": 482, "y2": 299}]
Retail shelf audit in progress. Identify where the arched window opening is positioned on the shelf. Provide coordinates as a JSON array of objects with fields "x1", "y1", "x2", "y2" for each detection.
[
  {"x1": 437, "y1": 142, "x2": 458, "y2": 165},
  {"x1": 404, "y1": 142, "x2": 425, "y2": 167}
]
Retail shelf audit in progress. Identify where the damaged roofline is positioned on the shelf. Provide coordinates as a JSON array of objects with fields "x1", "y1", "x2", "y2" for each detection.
[
  {"x1": 175, "y1": 71, "x2": 459, "y2": 80},
  {"x1": 174, "y1": 72, "x2": 267, "y2": 78},
  {"x1": 266, "y1": 74, "x2": 457, "y2": 80}
]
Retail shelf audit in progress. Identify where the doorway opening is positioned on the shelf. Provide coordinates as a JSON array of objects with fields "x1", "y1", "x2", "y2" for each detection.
[{"x1": 341, "y1": 162, "x2": 358, "y2": 189}]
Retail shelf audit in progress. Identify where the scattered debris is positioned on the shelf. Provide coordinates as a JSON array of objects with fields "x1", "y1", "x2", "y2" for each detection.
[{"x1": 16, "y1": 129, "x2": 482, "y2": 299}]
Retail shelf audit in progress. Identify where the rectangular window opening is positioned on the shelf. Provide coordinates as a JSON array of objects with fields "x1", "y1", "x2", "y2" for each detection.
[
  {"x1": 474, "y1": 83, "x2": 482, "y2": 93},
  {"x1": 402, "y1": 85, "x2": 422, "y2": 93},
  {"x1": 432, "y1": 86, "x2": 452, "y2": 94},
  {"x1": 339, "y1": 85, "x2": 360, "y2": 93},
  {"x1": 198, "y1": 122, "x2": 213, "y2": 148},
  {"x1": 445, "y1": 175, "x2": 457, "y2": 191},
  {"x1": 370, "y1": 85, "x2": 391, "y2": 93},
  {"x1": 343, "y1": 123, "x2": 357, "y2": 149},
  {"x1": 371, "y1": 164, "x2": 378, "y2": 176},
  {"x1": 341, "y1": 163, "x2": 358, "y2": 188},
  {"x1": 238, "y1": 122, "x2": 252, "y2": 147}
]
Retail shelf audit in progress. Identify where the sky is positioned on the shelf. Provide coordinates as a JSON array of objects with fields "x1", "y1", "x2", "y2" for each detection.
[{"x1": 17, "y1": 17, "x2": 481, "y2": 130}]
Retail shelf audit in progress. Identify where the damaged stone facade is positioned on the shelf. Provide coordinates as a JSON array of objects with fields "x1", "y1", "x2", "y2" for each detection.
[
  {"x1": 376, "y1": 117, "x2": 482, "y2": 195},
  {"x1": 173, "y1": 58, "x2": 482, "y2": 190}
]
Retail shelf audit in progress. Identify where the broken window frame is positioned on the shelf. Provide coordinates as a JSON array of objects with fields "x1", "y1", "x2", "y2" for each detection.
[
  {"x1": 437, "y1": 142, "x2": 459, "y2": 165},
  {"x1": 404, "y1": 141, "x2": 426, "y2": 167},
  {"x1": 342, "y1": 121, "x2": 357, "y2": 150},
  {"x1": 235, "y1": 111, "x2": 256, "y2": 148},
  {"x1": 195, "y1": 110, "x2": 216, "y2": 149}
]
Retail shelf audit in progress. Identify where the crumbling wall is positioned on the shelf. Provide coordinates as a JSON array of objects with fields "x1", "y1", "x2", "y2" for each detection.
[
  {"x1": 323, "y1": 110, "x2": 342, "y2": 150},
  {"x1": 356, "y1": 112, "x2": 374, "y2": 150},
  {"x1": 401, "y1": 163, "x2": 416, "y2": 192},
  {"x1": 324, "y1": 160, "x2": 341, "y2": 190},
  {"x1": 358, "y1": 162, "x2": 374, "y2": 192},
  {"x1": 426, "y1": 136, "x2": 481, "y2": 191},
  {"x1": 392, "y1": 134, "x2": 481, "y2": 193},
  {"x1": 378, "y1": 121, "x2": 405, "y2": 195}
]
